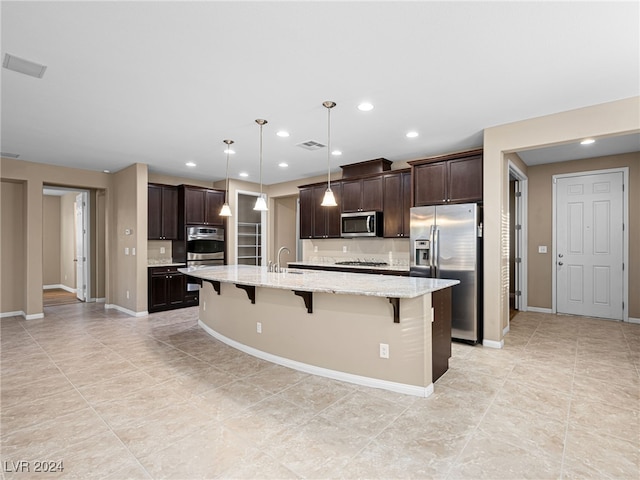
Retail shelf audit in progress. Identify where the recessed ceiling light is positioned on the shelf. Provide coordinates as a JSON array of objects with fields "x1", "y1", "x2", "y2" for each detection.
[
  {"x1": 406, "y1": 131, "x2": 419, "y2": 138},
  {"x1": 580, "y1": 138, "x2": 595, "y2": 145},
  {"x1": 239, "y1": 172, "x2": 249, "y2": 177},
  {"x1": 186, "y1": 161, "x2": 196, "y2": 167},
  {"x1": 276, "y1": 131, "x2": 290, "y2": 138},
  {"x1": 358, "y1": 102, "x2": 374, "y2": 112},
  {"x1": 331, "y1": 150, "x2": 342, "y2": 156},
  {"x1": 224, "y1": 149, "x2": 235, "y2": 154},
  {"x1": 278, "y1": 162, "x2": 288, "y2": 168}
]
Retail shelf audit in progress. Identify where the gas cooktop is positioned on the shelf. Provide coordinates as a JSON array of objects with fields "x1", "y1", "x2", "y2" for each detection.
[{"x1": 334, "y1": 261, "x2": 389, "y2": 267}]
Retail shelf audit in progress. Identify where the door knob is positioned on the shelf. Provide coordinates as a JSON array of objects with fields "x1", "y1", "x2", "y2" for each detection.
[
  {"x1": 558, "y1": 262, "x2": 564, "y2": 266},
  {"x1": 558, "y1": 253, "x2": 564, "y2": 258}
]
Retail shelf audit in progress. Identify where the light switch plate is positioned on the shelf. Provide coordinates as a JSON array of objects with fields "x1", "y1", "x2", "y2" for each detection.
[{"x1": 538, "y1": 246, "x2": 547, "y2": 254}]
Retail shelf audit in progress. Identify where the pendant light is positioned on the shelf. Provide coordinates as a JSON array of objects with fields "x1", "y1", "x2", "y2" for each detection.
[
  {"x1": 253, "y1": 119, "x2": 268, "y2": 211},
  {"x1": 219, "y1": 139, "x2": 234, "y2": 217},
  {"x1": 321, "y1": 101, "x2": 337, "y2": 207}
]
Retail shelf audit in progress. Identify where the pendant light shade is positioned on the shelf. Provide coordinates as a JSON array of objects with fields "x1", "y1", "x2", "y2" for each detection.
[
  {"x1": 219, "y1": 139, "x2": 234, "y2": 217},
  {"x1": 253, "y1": 119, "x2": 269, "y2": 211},
  {"x1": 321, "y1": 101, "x2": 337, "y2": 207}
]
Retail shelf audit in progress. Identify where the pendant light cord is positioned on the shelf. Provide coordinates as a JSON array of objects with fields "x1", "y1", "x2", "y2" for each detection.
[{"x1": 327, "y1": 106, "x2": 331, "y2": 189}]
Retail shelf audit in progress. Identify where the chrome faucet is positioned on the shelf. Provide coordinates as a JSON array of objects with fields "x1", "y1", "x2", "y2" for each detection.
[{"x1": 276, "y1": 246, "x2": 290, "y2": 273}]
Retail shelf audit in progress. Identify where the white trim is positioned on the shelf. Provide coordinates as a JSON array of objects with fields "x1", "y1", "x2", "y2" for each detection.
[
  {"x1": 552, "y1": 167, "x2": 629, "y2": 322},
  {"x1": 1, "y1": 311, "x2": 25, "y2": 319},
  {"x1": 503, "y1": 324, "x2": 510, "y2": 336},
  {"x1": 104, "y1": 304, "x2": 148, "y2": 317},
  {"x1": 527, "y1": 306, "x2": 554, "y2": 314},
  {"x1": 43, "y1": 284, "x2": 76, "y2": 293},
  {"x1": 482, "y1": 338, "x2": 504, "y2": 349},
  {"x1": 628, "y1": 317, "x2": 640, "y2": 325},
  {"x1": 198, "y1": 319, "x2": 434, "y2": 398},
  {"x1": 25, "y1": 312, "x2": 45, "y2": 320},
  {"x1": 508, "y1": 160, "x2": 528, "y2": 314},
  {"x1": 94, "y1": 297, "x2": 106, "y2": 303}
]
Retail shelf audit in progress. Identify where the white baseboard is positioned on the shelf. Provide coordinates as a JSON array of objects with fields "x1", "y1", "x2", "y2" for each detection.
[
  {"x1": 527, "y1": 306, "x2": 554, "y2": 314},
  {"x1": 482, "y1": 338, "x2": 504, "y2": 349},
  {"x1": 104, "y1": 304, "x2": 148, "y2": 317},
  {"x1": 198, "y1": 319, "x2": 434, "y2": 398},
  {"x1": 503, "y1": 324, "x2": 510, "y2": 335},
  {"x1": 1, "y1": 311, "x2": 24, "y2": 319},
  {"x1": 627, "y1": 317, "x2": 640, "y2": 325},
  {"x1": 43, "y1": 284, "x2": 76, "y2": 293}
]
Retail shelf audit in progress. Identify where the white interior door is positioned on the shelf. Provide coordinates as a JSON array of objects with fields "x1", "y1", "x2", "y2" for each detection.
[
  {"x1": 75, "y1": 192, "x2": 88, "y2": 301},
  {"x1": 555, "y1": 172, "x2": 624, "y2": 319}
]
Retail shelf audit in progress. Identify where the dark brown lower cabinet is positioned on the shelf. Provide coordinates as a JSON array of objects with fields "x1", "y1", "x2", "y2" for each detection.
[
  {"x1": 431, "y1": 287, "x2": 452, "y2": 382},
  {"x1": 148, "y1": 266, "x2": 197, "y2": 312}
]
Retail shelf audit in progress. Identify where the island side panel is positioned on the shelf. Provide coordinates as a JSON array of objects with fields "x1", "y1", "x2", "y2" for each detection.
[{"x1": 198, "y1": 282, "x2": 433, "y2": 389}]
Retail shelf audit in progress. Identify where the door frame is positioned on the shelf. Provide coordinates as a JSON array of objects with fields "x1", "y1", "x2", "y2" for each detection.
[
  {"x1": 551, "y1": 167, "x2": 629, "y2": 321},
  {"x1": 234, "y1": 189, "x2": 268, "y2": 266},
  {"x1": 75, "y1": 191, "x2": 90, "y2": 301},
  {"x1": 508, "y1": 161, "x2": 528, "y2": 316}
]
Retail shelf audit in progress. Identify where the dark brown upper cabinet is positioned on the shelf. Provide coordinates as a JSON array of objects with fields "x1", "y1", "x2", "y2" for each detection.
[
  {"x1": 383, "y1": 170, "x2": 411, "y2": 238},
  {"x1": 298, "y1": 183, "x2": 341, "y2": 239},
  {"x1": 340, "y1": 176, "x2": 383, "y2": 213},
  {"x1": 148, "y1": 184, "x2": 178, "y2": 240},
  {"x1": 181, "y1": 186, "x2": 226, "y2": 227},
  {"x1": 410, "y1": 149, "x2": 483, "y2": 206}
]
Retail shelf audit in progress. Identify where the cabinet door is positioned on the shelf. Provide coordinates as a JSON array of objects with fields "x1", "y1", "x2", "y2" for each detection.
[
  {"x1": 361, "y1": 176, "x2": 383, "y2": 211},
  {"x1": 341, "y1": 179, "x2": 362, "y2": 212},
  {"x1": 312, "y1": 186, "x2": 328, "y2": 238},
  {"x1": 383, "y1": 173, "x2": 403, "y2": 237},
  {"x1": 414, "y1": 162, "x2": 447, "y2": 206},
  {"x1": 204, "y1": 190, "x2": 225, "y2": 226},
  {"x1": 167, "y1": 273, "x2": 185, "y2": 306},
  {"x1": 149, "y1": 273, "x2": 168, "y2": 310},
  {"x1": 401, "y1": 171, "x2": 412, "y2": 236},
  {"x1": 148, "y1": 185, "x2": 163, "y2": 239},
  {"x1": 447, "y1": 156, "x2": 483, "y2": 203},
  {"x1": 325, "y1": 183, "x2": 342, "y2": 238},
  {"x1": 299, "y1": 188, "x2": 314, "y2": 239},
  {"x1": 184, "y1": 188, "x2": 205, "y2": 225},
  {"x1": 161, "y1": 186, "x2": 178, "y2": 239}
]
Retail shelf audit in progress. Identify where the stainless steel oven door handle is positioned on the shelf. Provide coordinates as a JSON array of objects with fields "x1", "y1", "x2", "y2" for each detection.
[{"x1": 367, "y1": 215, "x2": 373, "y2": 233}]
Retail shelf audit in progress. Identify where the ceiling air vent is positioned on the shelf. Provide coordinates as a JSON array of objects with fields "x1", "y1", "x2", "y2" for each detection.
[
  {"x1": 296, "y1": 140, "x2": 326, "y2": 151},
  {"x1": 3, "y1": 54, "x2": 47, "y2": 79}
]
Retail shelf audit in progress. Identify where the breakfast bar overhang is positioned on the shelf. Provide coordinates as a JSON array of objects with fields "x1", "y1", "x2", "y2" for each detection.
[{"x1": 180, "y1": 265, "x2": 459, "y2": 397}]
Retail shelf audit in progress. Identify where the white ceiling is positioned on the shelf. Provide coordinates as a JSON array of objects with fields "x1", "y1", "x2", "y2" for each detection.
[{"x1": 2, "y1": 1, "x2": 638, "y2": 186}]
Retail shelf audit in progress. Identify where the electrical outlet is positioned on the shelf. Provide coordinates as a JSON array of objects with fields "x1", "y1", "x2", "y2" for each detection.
[
  {"x1": 160, "y1": 247, "x2": 166, "y2": 254},
  {"x1": 132, "y1": 247, "x2": 136, "y2": 256},
  {"x1": 257, "y1": 322, "x2": 262, "y2": 333},
  {"x1": 126, "y1": 290, "x2": 130, "y2": 299},
  {"x1": 313, "y1": 245, "x2": 318, "y2": 253},
  {"x1": 125, "y1": 247, "x2": 129, "y2": 255},
  {"x1": 342, "y1": 246, "x2": 347, "y2": 253},
  {"x1": 379, "y1": 343, "x2": 389, "y2": 359},
  {"x1": 203, "y1": 301, "x2": 206, "y2": 311}
]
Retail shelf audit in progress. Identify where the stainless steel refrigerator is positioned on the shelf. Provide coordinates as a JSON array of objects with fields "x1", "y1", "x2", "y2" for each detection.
[{"x1": 410, "y1": 203, "x2": 482, "y2": 343}]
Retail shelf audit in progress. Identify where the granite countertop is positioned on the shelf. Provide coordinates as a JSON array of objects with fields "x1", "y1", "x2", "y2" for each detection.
[
  {"x1": 288, "y1": 261, "x2": 410, "y2": 272},
  {"x1": 179, "y1": 264, "x2": 457, "y2": 299},
  {"x1": 148, "y1": 261, "x2": 186, "y2": 267}
]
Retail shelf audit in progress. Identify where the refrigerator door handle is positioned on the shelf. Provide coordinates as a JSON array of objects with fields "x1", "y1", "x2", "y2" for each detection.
[
  {"x1": 430, "y1": 225, "x2": 436, "y2": 277},
  {"x1": 434, "y1": 226, "x2": 440, "y2": 278}
]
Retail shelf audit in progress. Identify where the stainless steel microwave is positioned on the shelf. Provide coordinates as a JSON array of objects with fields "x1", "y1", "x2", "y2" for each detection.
[{"x1": 340, "y1": 211, "x2": 382, "y2": 237}]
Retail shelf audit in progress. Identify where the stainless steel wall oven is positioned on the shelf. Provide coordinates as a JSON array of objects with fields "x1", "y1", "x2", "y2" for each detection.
[{"x1": 186, "y1": 226, "x2": 225, "y2": 266}]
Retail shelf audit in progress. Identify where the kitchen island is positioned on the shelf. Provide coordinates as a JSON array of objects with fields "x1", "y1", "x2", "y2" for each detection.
[{"x1": 179, "y1": 265, "x2": 458, "y2": 397}]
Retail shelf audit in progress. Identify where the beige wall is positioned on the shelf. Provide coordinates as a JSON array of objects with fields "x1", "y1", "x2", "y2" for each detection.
[
  {"x1": 527, "y1": 152, "x2": 639, "y2": 316},
  {"x1": 110, "y1": 163, "x2": 148, "y2": 314},
  {"x1": 0, "y1": 181, "x2": 26, "y2": 314},
  {"x1": 484, "y1": 96, "x2": 640, "y2": 346},
  {"x1": 59, "y1": 193, "x2": 77, "y2": 290},
  {"x1": 271, "y1": 195, "x2": 297, "y2": 264},
  {"x1": 1, "y1": 156, "x2": 116, "y2": 317},
  {"x1": 42, "y1": 195, "x2": 61, "y2": 286}
]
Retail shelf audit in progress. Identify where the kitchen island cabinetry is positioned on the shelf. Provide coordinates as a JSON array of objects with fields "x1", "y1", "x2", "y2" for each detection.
[
  {"x1": 383, "y1": 170, "x2": 411, "y2": 238},
  {"x1": 181, "y1": 265, "x2": 458, "y2": 396},
  {"x1": 148, "y1": 266, "x2": 197, "y2": 312},
  {"x1": 148, "y1": 184, "x2": 178, "y2": 240},
  {"x1": 341, "y1": 176, "x2": 383, "y2": 213},
  {"x1": 180, "y1": 186, "x2": 226, "y2": 226},
  {"x1": 411, "y1": 149, "x2": 483, "y2": 206},
  {"x1": 299, "y1": 184, "x2": 341, "y2": 239}
]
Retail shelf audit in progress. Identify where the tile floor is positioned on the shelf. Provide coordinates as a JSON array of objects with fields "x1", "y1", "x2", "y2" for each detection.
[{"x1": 1, "y1": 303, "x2": 638, "y2": 479}]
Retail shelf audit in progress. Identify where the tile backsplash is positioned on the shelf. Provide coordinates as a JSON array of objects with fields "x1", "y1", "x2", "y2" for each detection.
[
  {"x1": 147, "y1": 240, "x2": 173, "y2": 263},
  {"x1": 302, "y1": 238, "x2": 410, "y2": 266}
]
